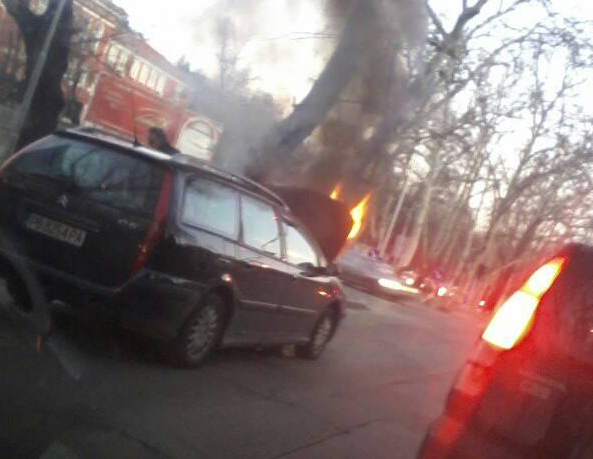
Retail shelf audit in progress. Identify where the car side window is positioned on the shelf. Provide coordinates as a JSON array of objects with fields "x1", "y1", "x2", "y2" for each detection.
[
  {"x1": 182, "y1": 179, "x2": 239, "y2": 239},
  {"x1": 283, "y1": 222, "x2": 318, "y2": 267},
  {"x1": 241, "y1": 195, "x2": 281, "y2": 257}
]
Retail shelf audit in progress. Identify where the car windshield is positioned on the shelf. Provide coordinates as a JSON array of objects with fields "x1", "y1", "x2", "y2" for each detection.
[{"x1": 0, "y1": 1, "x2": 592, "y2": 458}]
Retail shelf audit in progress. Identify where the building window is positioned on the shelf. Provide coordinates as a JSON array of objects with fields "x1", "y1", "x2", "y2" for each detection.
[
  {"x1": 106, "y1": 44, "x2": 119, "y2": 67},
  {"x1": 139, "y1": 65, "x2": 149, "y2": 85},
  {"x1": 156, "y1": 76, "x2": 165, "y2": 95},
  {"x1": 148, "y1": 70, "x2": 158, "y2": 90},
  {"x1": 116, "y1": 48, "x2": 130, "y2": 74},
  {"x1": 92, "y1": 21, "x2": 105, "y2": 52},
  {"x1": 130, "y1": 60, "x2": 141, "y2": 80}
]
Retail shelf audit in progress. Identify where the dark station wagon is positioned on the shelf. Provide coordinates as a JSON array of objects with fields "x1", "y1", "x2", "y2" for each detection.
[{"x1": 0, "y1": 129, "x2": 352, "y2": 367}]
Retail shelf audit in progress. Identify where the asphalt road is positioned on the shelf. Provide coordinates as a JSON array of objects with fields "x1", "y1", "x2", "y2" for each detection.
[{"x1": 0, "y1": 285, "x2": 482, "y2": 459}]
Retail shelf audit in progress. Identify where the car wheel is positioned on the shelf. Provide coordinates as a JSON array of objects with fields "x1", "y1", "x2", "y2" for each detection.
[
  {"x1": 167, "y1": 294, "x2": 226, "y2": 368},
  {"x1": 297, "y1": 310, "x2": 337, "y2": 360}
]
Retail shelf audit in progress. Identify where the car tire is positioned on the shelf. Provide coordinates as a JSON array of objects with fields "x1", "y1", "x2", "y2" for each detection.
[
  {"x1": 296, "y1": 310, "x2": 337, "y2": 360},
  {"x1": 166, "y1": 294, "x2": 226, "y2": 368}
]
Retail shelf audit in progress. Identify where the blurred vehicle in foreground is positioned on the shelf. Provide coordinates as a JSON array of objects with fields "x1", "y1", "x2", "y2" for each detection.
[
  {"x1": 337, "y1": 247, "x2": 420, "y2": 300},
  {"x1": 418, "y1": 244, "x2": 593, "y2": 459},
  {"x1": 0, "y1": 129, "x2": 352, "y2": 367}
]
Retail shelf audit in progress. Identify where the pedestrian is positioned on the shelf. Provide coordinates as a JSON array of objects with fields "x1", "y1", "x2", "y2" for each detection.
[{"x1": 147, "y1": 127, "x2": 180, "y2": 156}]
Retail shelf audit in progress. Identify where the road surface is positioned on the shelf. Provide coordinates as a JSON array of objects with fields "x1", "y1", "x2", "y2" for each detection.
[{"x1": 0, "y1": 285, "x2": 482, "y2": 459}]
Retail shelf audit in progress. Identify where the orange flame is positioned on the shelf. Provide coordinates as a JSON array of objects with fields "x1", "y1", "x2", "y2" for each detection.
[
  {"x1": 348, "y1": 194, "x2": 371, "y2": 240},
  {"x1": 330, "y1": 183, "x2": 342, "y2": 201}
]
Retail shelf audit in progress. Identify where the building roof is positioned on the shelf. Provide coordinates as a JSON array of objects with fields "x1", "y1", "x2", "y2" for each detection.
[{"x1": 75, "y1": 0, "x2": 128, "y2": 27}]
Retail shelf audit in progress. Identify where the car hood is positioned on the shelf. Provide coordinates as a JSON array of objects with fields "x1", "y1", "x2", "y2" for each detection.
[{"x1": 270, "y1": 186, "x2": 353, "y2": 262}]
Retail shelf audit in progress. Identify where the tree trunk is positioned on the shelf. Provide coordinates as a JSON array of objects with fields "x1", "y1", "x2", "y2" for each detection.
[
  {"x1": 397, "y1": 149, "x2": 441, "y2": 267},
  {"x1": 250, "y1": 0, "x2": 376, "y2": 179},
  {"x1": 5, "y1": 0, "x2": 74, "y2": 150}
]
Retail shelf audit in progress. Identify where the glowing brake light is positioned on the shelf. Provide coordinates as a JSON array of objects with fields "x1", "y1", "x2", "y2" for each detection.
[{"x1": 481, "y1": 257, "x2": 565, "y2": 350}]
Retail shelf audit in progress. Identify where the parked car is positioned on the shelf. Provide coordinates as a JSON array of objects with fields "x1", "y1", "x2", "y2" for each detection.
[
  {"x1": 336, "y1": 248, "x2": 420, "y2": 300},
  {"x1": 0, "y1": 129, "x2": 351, "y2": 367},
  {"x1": 418, "y1": 244, "x2": 593, "y2": 459}
]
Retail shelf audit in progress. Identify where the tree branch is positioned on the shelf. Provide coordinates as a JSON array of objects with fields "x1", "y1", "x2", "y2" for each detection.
[
  {"x1": 425, "y1": 0, "x2": 447, "y2": 37},
  {"x1": 3, "y1": 0, "x2": 40, "y2": 37}
]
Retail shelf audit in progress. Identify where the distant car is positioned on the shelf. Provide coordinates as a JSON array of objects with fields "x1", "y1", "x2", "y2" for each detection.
[
  {"x1": 336, "y1": 249, "x2": 420, "y2": 299},
  {"x1": 397, "y1": 268, "x2": 459, "y2": 307},
  {"x1": 418, "y1": 244, "x2": 593, "y2": 459},
  {"x1": 0, "y1": 129, "x2": 352, "y2": 367}
]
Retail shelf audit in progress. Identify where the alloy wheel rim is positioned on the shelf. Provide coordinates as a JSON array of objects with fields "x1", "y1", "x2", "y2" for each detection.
[{"x1": 187, "y1": 305, "x2": 219, "y2": 360}]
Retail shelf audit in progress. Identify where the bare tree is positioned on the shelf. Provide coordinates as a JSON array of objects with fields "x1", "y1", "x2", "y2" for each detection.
[
  {"x1": 249, "y1": 0, "x2": 381, "y2": 178},
  {"x1": 213, "y1": 15, "x2": 252, "y2": 95}
]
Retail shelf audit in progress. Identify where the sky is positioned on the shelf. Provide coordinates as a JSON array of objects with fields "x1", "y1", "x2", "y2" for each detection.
[
  {"x1": 114, "y1": 0, "x2": 593, "y2": 105},
  {"x1": 113, "y1": 0, "x2": 329, "y2": 105}
]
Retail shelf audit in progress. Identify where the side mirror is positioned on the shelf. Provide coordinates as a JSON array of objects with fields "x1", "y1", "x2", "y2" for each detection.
[
  {"x1": 298, "y1": 262, "x2": 318, "y2": 277},
  {"x1": 326, "y1": 264, "x2": 338, "y2": 276},
  {"x1": 297, "y1": 263, "x2": 337, "y2": 277}
]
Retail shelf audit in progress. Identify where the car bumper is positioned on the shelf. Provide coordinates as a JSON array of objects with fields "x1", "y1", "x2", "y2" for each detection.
[{"x1": 0, "y1": 251, "x2": 205, "y2": 341}]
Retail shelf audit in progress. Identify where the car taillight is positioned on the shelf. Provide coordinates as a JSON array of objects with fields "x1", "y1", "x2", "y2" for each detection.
[
  {"x1": 481, "y1": 257, "x2": 566, "y2": 350},
  {"x1": 131, "y1": 170, "x2": 173, "y2": 276}
]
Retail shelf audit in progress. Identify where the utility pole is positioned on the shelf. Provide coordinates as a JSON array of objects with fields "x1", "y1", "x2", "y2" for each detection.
[{"x1": 2, "y1": 0, "x2": 67, "y2": 160}]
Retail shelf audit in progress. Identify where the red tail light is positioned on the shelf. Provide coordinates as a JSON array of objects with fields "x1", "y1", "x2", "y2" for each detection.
[
  {"x1": 131, "y1": 170, "x2": 173, "y2": 276},
  {"x1": 481, "y1": 257, "x2": 566, "y2": 350}
]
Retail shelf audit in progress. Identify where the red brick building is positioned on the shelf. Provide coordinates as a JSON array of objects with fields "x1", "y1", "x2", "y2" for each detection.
[{"x1": 0, "y1": 0, "x2": 221, "y2": 160}]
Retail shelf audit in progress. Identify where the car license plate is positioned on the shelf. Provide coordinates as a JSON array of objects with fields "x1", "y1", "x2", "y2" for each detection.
[{"x1": 25, "y1": 214, "x2": 87, "y2": 247}]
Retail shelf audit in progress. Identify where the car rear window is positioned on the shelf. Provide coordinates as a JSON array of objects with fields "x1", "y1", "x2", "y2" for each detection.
[{"x1": 6, "y1": 136, "x2": 165, "y2": 215}]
